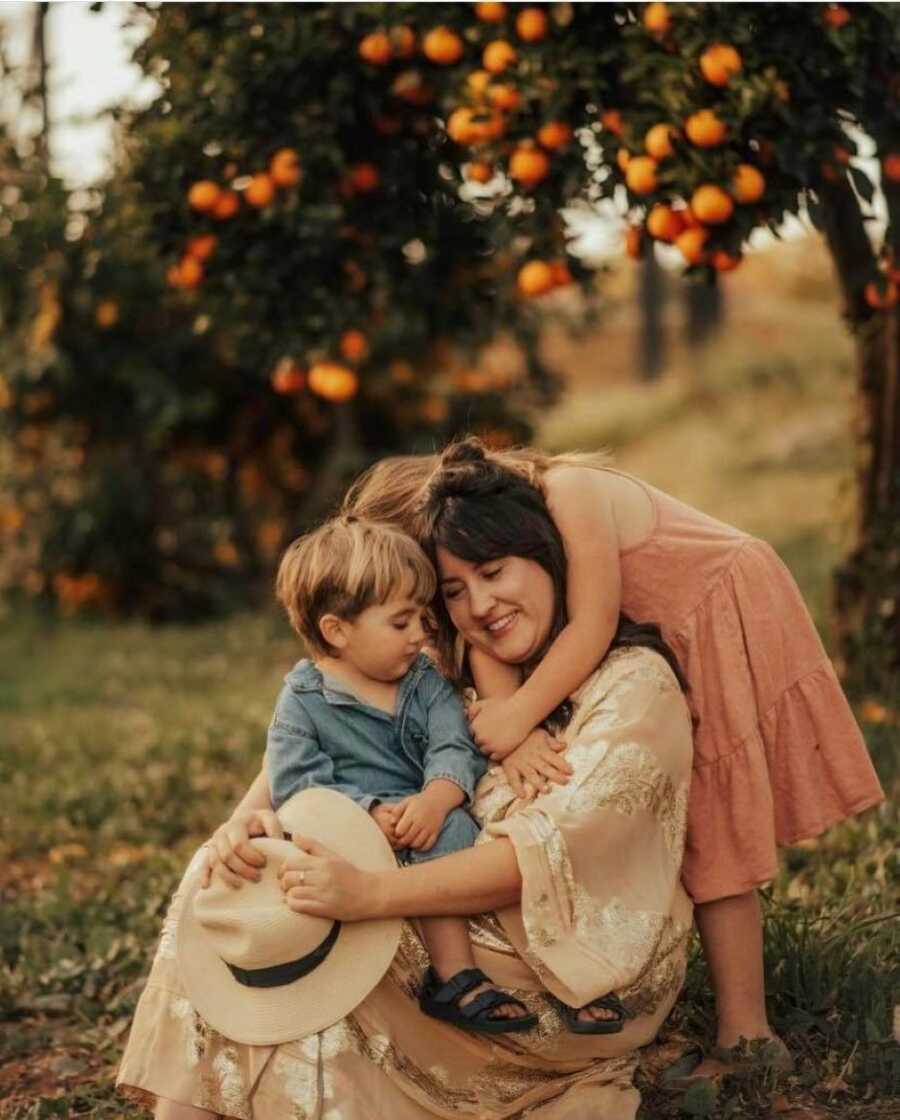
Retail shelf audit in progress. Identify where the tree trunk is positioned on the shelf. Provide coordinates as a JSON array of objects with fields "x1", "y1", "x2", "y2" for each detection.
[
  {"x1": 684, "y1": 272, "x2": 722, "y2": 350},
  {"x1": 31, "y1": 2, "x2": 50, "y2": 169},
  {"x1": 820, "y1": 177, "x2": 900, "y2": 695},
  {"x1": 638, "y1": 243, "x2": 665, "y2": 382}
]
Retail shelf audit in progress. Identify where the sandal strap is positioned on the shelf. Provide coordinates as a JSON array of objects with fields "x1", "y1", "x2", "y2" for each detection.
[
  {"x1": 460, "y1": 988, "x2": 528, "y2": 1022},
  {"x1": 427, "y1": 967, "x2": 489, "y2": 1007}
]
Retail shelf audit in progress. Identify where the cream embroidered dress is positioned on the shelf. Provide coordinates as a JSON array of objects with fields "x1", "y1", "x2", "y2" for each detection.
[{"x1": 117, "y1": 647, "x2": 693, "y2": 1119}]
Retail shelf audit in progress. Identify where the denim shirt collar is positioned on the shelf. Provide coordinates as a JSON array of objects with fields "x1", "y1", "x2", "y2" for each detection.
[{"x1": 285, "y1": 653, "x2": 431, "y2": 711}]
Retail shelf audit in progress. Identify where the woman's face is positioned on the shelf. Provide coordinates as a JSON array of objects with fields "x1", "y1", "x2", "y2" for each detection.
[{"x1": 436, "y1": 547, "x2": 556, "y2": 665}]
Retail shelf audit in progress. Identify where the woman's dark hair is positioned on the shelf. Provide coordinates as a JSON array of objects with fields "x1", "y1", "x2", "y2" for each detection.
[{"x1": 421, "y1": 437, "x2": 687, "y2": 727}]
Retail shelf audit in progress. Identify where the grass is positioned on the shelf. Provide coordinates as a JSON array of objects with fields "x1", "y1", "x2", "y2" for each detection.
[{"x1": 2, "y1": 251, "x2": 899, "y2": 1117}]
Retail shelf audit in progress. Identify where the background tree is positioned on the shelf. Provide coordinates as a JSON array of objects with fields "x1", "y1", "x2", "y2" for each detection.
[{"x1": 2, "y1": 2, "x2": 898, "y2": 692}]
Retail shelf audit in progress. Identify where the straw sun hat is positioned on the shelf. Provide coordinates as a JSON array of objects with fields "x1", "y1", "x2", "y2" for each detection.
[{"x1": 176, "y1": 787, "x2": 402, "y2": 1045}]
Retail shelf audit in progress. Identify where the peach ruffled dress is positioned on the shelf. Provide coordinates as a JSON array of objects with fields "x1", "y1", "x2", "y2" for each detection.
[{"x1": 608, "y1": 469, "x2": 884, "y2": 903}]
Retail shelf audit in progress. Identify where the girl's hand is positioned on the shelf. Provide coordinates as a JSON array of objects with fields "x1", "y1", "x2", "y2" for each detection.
[
  {"x1": 201, "y1": 808, "x2": 283, "y2": 889},
  {"x1": 468, "y1": 697, "x2": 534, "y2": 759},
  {"x1": 501, "y1": 730, "x2": 572, "y2": 801},
  {"x1": 279, "y1": 836, "x2": 378, "y2": 921}
]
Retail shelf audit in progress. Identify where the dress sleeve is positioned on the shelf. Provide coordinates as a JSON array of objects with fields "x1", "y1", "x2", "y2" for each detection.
[{"x1": 480, "y1": 650, "x2": 694, "y2": 1008}]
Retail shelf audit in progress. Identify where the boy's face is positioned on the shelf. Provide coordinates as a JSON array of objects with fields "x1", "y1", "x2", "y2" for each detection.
[{"x1": 334, "y1": 593, "x2": 428, "y2": 682}]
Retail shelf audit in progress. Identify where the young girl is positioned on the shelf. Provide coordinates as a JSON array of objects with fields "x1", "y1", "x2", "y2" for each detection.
[{"x1": 339, "y1": 436, "x2": 884, "y2": 1076}]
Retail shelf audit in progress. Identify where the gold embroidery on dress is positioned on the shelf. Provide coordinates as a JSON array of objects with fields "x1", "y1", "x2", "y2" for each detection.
[{"x1": 197, "y1": 1045, "x2": 249, "y2": 1117}]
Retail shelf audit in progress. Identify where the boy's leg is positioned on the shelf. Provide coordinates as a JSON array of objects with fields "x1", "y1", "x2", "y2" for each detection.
[{"x1": 420, "y1": 915, "x2": 526, "y2": 1020}]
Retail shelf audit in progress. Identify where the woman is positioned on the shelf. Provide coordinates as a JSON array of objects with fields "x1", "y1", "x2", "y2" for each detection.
[{"x1": 117, "y1": 466, "x2": 694, "y2": 1120}]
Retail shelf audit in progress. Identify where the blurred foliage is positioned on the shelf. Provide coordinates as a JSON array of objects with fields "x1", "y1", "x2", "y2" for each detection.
[{"x1": 2, "y1": 2, "x2": 900, "y2": 622}]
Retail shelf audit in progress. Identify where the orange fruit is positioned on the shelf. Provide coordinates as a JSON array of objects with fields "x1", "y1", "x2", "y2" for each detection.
[
  {"x1": 643, "y1": 2, "x2": 671, "y2": 35},
  {"x1": 646, "y1": 203, "x2": 685, "y2": 242},
  {"x1": 244, "y1": 173, "x2": 275, "y2": 208},
  {"x1": 487, "y1": 83, "x2": 521, "y2": 111},
  {"x1": 187, "y1": 180, "x2": 221, "y2": 212},
  {"x1": 447, "y1": 107, "x2": 504, "y2": 144},
  {"x1": 349, "y1": 162, "x2": 380, "y2": 192},
  {"x1": 390, "y1": 25, "x2": 417, "y2": 59},
  {"x1": 883, "y1": 153, "x2": 900, "y2": 183},
  {"x1": 711, "y1": 250, "x2": 741, "y2": 272},
  {"x1": 308, "y1": 361, "x2": 359, "y2": 403},
  {"x1": 179, "y1": 255, "x2": 204, "y2": 289},
  {"x1": 517, "y1": 260, "x2": 555, "y2": 296},
  {"x1": 600, "y1": 109, "x2": 623, "y2": 136},
  {"x1": 423, "y1": 26, "x2": 464, "y2": 65},
  {"x1": 211, "y1": 190, "x2": 240, "y2": 220},
  {"x1": 516, "y1": 7, "x2": 548, "y2": 42},
  {"x1": 509, "y1": 145, "x2": 550, "y2": 187},
  {"x1": 339, "y1": 329, "x2": 370, "y2": 363},
  {"x1": 466, "y1": 160, "x2": 494, "y2": 183},
  {"x1": 685, "y1": 108, "x2": 727, "y2": 148},
  {"x1": 616, "y1": 148, "x2": 632, "y2": 172},
  {"x1": 467, "y1": 70, "x2": 492, "y2": 99},
  {"x1": 271, "y1": 359, "x2": 306, "y2": 394},
  {"x1": 448, "y1": 107, "x2": 480, "y2": 144},
  {"x1": 537, "y1": 121, "x2": 573, "y2": 150},
  {"x1": 625, "y1": 155, "x2": 659, "y2": 195},
  {"x1": 678, "y1": 204, "x2": 702, "y2": 229},
  {"x1": 94, "y1": 299, "x2": 119, "y2": 328},
  {"x1": 483, "y1": 39, "x2": 517, "y2": 74},
  {"x1": 359, "y1": 30, "x2": 392, "y2": 65},
  {"x1": 645, "y1": 123, "x2": 678, "y2": 160},
  {"x1": 732, "y1": 163, "x2": 766, "y2": 204},
  {"x1": 270, "y1": 147, "x2": 302, "y2": 187},
  {"x1": 550, "y1": 260, "x2": 573, "y2": 286},
  {"x1": 864, "y1": 280, "x2": 898, "y2": 310},
  {"x1": 186, "y1": 233, "x2": 217, "y2": 262},
  {"x1": 391, "y1": 69, "x2": 433, "y2": 106},
  {"x1": 690, "y1": 184, "x2": 734, "y2": 225},
  {"x1": 823, "y1": 4, "x2": 850, "y2": 28},
  {"x1": 675, "y1": 226, "x2": 710, "y2": 265},
  {"x1": 699, "y1": 43, "x2": 742, "y2": 87},
  {"x1": 475, "y1": 2, "x2": 507, "y2": 21},
  {"x1": 624, "y1": 225, "x2": 644, "y2": 259}
]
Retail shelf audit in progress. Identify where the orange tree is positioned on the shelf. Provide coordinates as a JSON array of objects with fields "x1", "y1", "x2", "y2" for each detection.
[
  {"x1": 127, "y1": 1, "x2": 899, "y2": 684},
  {"x1": 4, "y1": 3, "x2": 900, "y2": 687}
]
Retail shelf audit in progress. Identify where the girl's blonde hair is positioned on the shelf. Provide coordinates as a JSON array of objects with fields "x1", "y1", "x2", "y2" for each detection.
[
  {"x1": 340, "y1": 441, "x2": 612, "y2": 539},
  {"x1": 276, "y1": 516, "x2": 436, "y2": 656}
]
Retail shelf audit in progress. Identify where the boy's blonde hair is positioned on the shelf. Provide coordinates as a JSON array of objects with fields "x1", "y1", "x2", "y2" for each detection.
[{"x1": 276, "y1": 516, "x2": 436, "y2": 655}]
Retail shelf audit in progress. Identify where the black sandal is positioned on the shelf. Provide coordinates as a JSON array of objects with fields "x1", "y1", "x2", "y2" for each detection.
[
  {"x1": 556, "y1": 991, "x2": 628, "y2": 1035},
  {"x1": 419, "y1": 966, "x2": 538, "y2": 1034}
]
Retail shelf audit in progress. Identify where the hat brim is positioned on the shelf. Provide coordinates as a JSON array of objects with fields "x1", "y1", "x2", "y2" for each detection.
[{"x1": 177, "y1": 788, "x2": 403, "y2": 1045}]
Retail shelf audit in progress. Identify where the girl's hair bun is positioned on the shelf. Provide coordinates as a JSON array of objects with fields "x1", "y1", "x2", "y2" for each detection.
[{"x1": 440, "y1": 437, "x2": 487, "y2": 467}]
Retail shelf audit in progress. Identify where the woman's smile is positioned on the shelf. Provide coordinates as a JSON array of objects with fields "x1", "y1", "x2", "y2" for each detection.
[{"x1": 436, "y1": 547, "x2": 555, "y2": 666}]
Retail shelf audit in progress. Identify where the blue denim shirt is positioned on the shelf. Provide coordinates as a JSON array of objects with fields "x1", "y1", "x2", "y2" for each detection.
[{"x1": 265, "y1": 654, "x2": 487, "y2": 813}]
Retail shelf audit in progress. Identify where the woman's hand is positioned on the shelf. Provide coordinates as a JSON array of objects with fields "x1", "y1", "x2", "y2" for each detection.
[
  {"x1": 468, "y1": 697, "x2": 533, "y2": 759},
  {"x1": 279, "y1": 836, "x2": 379, "y2": 921},
  {"x1": 501, "y1": 730, "x2": 572, "y2": 800},
  {"x1": 201, "y1": 808, "x2": 283, "y2": 889}
]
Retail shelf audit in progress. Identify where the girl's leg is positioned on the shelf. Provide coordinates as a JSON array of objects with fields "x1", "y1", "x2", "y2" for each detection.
[
  {"x1": 694, "y1": 888, "x2": 774, "y2": 1046},
  {"x1": 155, "y1": 1099, "x2": 219, "y2": 1120}
]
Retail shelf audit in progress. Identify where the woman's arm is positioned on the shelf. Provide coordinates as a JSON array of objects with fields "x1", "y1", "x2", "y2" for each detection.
[
  {"x1": 469, "y1": 468, "x2": 621, "y2": 753},
  {"x1": 281, "y1": 834, "x2": 522, "y2": 920},
  {"x1": 230, "y1": 766, "x2": 274, "y2": 816}
]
